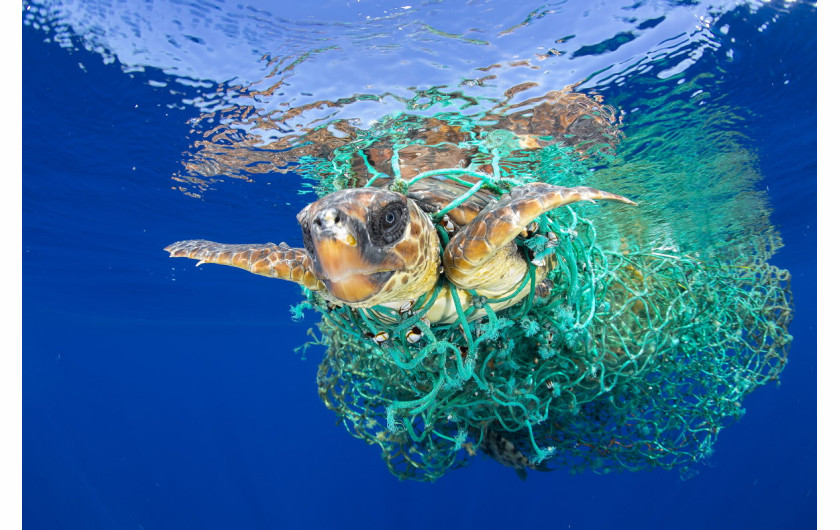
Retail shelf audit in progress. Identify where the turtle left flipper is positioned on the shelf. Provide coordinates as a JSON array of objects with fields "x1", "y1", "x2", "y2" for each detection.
[
  {"x1": 443, "y1": 183, "x2": 635, "y2": 294},
  {"x1": 165, "y1": 240, "x2": 326, "y2": 293}
]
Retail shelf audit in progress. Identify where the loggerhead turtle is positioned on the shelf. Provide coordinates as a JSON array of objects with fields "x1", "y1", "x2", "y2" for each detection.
[{"x1": 165, "y1": 180, "x2": 634, "y2": 325}]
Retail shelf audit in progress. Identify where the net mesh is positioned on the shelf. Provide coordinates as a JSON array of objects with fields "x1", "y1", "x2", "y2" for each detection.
[{"x1": 290, "y1": 98, "x2": 793, "y2": 481}]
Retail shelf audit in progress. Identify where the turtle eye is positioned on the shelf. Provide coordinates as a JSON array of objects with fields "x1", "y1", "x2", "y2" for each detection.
[{"x1": 370, "y1": 201, "x2": 408, "y2": 246}]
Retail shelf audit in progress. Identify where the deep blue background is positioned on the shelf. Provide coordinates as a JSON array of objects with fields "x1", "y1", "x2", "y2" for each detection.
[{"x1": 23, "y1": 3, "x2": 816, "y2": 529}]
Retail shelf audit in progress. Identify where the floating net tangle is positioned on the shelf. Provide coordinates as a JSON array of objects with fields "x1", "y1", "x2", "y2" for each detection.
[{"x1": 286, "y1": 106, "x2": 793, "y2": 482}]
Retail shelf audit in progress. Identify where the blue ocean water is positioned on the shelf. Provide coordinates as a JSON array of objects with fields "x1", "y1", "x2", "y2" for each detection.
[{"x1": 23, "y1": 1, "x2": 816, "y2": 529}]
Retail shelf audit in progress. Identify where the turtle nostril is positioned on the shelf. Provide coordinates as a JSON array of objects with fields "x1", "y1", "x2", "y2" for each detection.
[
  {"x1": 313, "y1": 208, "x2": 342, "y2": 232},
  {"x1": 327, "y1": 210, "x2": 341, "y2": 224}
]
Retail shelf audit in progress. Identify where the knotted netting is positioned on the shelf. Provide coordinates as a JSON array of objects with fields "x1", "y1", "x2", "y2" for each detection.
[{"x1": 289, "y1": 101, "x2": 793, "y2": 481}]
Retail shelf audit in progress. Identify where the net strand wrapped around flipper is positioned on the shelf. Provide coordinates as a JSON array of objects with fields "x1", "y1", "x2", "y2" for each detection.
[{"x1": 292, "y1": 105, "x2": 793, "y2": 481}]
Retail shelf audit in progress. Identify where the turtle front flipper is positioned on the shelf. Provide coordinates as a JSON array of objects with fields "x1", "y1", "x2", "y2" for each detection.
[
  {"x1": 443, "y1": 183, "x2": 635, "y2": 295},
  {"x1": 165, "y1": 240, "x2": 325, "y2": 293}
]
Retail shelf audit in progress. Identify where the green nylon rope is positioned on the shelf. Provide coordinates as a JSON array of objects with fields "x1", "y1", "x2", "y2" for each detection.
[{"x1": 296, "y1": 111, "x2": 793, "y2": 481}]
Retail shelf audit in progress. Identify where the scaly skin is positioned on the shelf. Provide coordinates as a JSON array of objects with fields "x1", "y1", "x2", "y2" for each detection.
[
  {"x1": 444, "y1": 183, "x2": 636, "y2": 293},
  {"x1": 164, "y1": 240, "x2": 326, "y2": 293}
]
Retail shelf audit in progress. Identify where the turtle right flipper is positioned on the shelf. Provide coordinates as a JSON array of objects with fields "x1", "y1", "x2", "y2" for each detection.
[
  {"x1": 443, "y1": 183, "x2": 635, "y2": 294},
  {"x1": 165, "y1": 240, "x2": 325, "y2": 293}
]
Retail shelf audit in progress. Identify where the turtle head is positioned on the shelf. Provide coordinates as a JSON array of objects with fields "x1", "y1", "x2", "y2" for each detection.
[{"x1": 297, "y1": 188, "x2": 439, "y2": 305}]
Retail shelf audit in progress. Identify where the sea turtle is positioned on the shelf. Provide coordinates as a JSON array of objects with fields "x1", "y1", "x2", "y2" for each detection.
[{"x1": 165, "y1": 179, "x2": 634, "y2": 324}]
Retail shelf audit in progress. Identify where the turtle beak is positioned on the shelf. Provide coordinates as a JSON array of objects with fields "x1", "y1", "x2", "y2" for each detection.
[
  {"x1": 307, "y1": 207, "x2": 358, "y2": 277},
  {"x1": 304, "y1": 207, "x2": 390, "y2": 302}
]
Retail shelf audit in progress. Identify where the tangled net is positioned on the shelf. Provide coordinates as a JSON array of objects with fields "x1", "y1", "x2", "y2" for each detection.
[{"x1": 289, "y1": 91, "x2": 793, "y2": 481}]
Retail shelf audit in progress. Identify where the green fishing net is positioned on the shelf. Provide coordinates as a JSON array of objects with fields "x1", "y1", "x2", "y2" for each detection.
[{"x1": 288, "y1": 101, "x2": 793, "y2": 481}]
